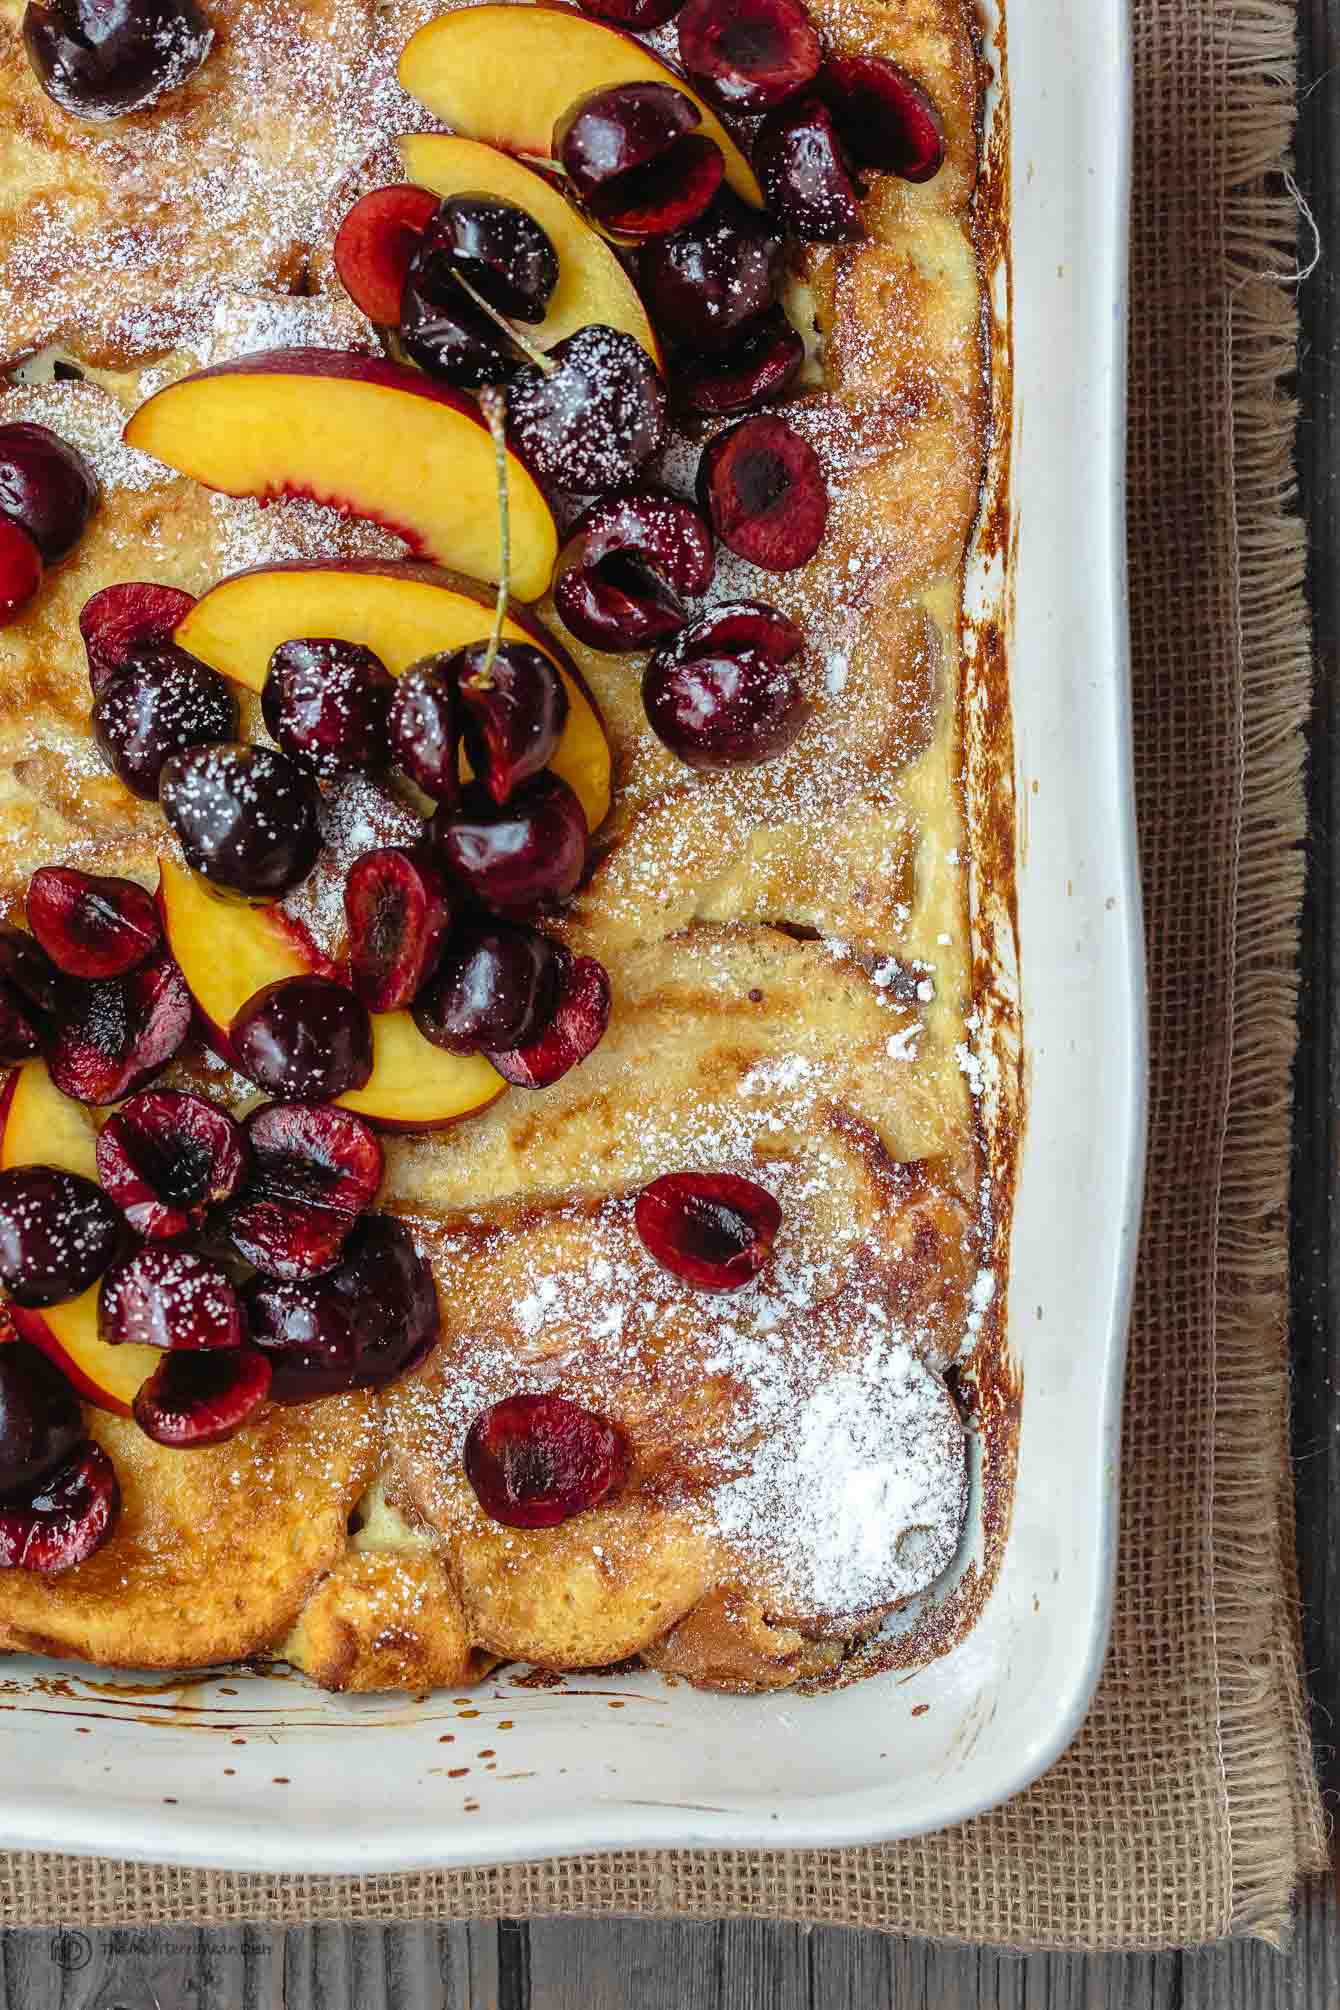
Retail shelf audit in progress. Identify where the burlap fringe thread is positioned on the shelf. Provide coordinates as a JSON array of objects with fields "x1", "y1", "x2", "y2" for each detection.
[{"x1": 0, "y1": 0, "x2": 1326, "y2": 1946}]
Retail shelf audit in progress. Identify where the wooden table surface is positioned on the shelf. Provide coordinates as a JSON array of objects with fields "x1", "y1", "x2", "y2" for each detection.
[{"x1": 2, "y1": 6, "x2": 1336, "y2": 2005}]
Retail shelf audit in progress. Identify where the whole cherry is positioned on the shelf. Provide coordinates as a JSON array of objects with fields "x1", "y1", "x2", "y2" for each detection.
[{"x1": 552, "y1": 490, "x2": 714, "y2": 653}]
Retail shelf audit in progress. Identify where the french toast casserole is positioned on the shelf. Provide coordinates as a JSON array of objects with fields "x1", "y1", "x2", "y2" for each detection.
[{"x1": 0, "y1": 0, "x2": 1013, "y2": 1696}]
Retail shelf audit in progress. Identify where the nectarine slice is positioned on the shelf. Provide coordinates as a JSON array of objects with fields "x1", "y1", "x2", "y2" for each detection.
[
  {"x1": 335, "y1": 1011, "x2": 506, "y2": 1133},
  {"x1": 124, "y1": 350, "x2": 559, "y2": 602},
  {"x1": 158, "y1": 857, "x2": 326, "y2": 1061},
  {"x1": 399, "y1": 6, "x2": 763, "y2": 208},
  {"x1": 174, "y1": 561, "x2": 611, "y2": 832},
  {"x1": 158, "y1": 859, "x2": 506, "y2": 1134},
  {"x1": 397, "y1": 135, "x2": 661, "y2": 365},
  {"x1": 0, "y1": 1061, "x2": 158, "y2": 1414}
]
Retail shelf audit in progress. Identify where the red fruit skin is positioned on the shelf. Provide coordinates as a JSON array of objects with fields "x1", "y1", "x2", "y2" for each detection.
[
  {"x1": 345, "y1": 846, "x2": 453, "y2": 1013},
  {"x1": 0, "y1": 1441, "x2": 119, "y2": 1573},
  {"x1": 225, "y1": 1100, "x2": 385, "y2": 1281},
  {"x1": 229, "y1": 975, "x2": 374, "y2": 1102},
  {"x1": 334, "y1": 184, "x2": 441, "y2": 325},
  {"x1": 27, "y1": 867, "x2": 162, "y2": 980},
  {"x1": 642, "y1": 644, "x2": 808, "y2": 769},
  {"x1": 678, "y1": 0, "x2": 820, "y2": 113},
  {"x1": 754, "y1": 94, "x2": 866, "y2": 244},
  {"x1": 47, "y1": 953, "x2": 193, "y2": 1107},
  {"x1": 675, "y1": 309, "x2": 804, "y2": 416},
  {"x1": 574, "y1": 0, "x2": 683, "y2": 27},
  {"x1": 0, "y1": 421, "x2": 97, "y2": 561},
  {"x1": 552, "y1": 489, "x2": 714, "y2": 654},
  {"x1": 663, "y1": 598, "x2": 803, "y2": 666},
  {"x1": 79, "y1": 582, "x2": 197, "y2": 694},
  {"x1": 695, "y1": 414, "x2": 829, "y2": 571},
  {"x1": 635, "y1": 1170, "x2": 781, "y2": 1290},
  {"x1": 99, "y1": 1245, "x2": 247, "y2": 1352},
  {"x1": 818, "y1": 54, "x2": 945, "y2": 181},
  {"x1": 96, "y1": 1088, "x2": 248, "y2": 1241},
  {"x1": 487, "y1": 952, "x2": 611, "y2": 1088},
  {"x1": 463, "y1": 1391, "x2": 629, "y2": 1528},
  {"x1": 133, "y1": 1345, "x2": 271, "y2": 1449},
  {"x1": 0, "y1": 519, "x2": 42, "y2": 625},
  {"x1": 453, "y1": 642, "x2": 569, "y2": 806},
  {"x1": 432, "y1": 773, "x2": 589, "y2": 915}
]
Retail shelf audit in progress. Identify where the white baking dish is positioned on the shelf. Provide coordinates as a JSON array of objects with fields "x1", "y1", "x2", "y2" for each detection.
[{"x1": 0, "y1": 0, "x2": 1140, "y2": 1868}]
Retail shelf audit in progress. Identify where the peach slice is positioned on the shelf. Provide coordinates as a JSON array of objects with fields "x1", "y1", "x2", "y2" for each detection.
[
  {"x1": 0, "y1": 1062, "x2": 157, "y2": 1415},
  {"x1": 396, "y1": 134, "x2": 661, "y2": 365},
  {"x1": 399, "y1": 6, "x2": 764, "y2": 208},
  {"x1": 157, "y1": 859, "x2": 506, "y2": 1134},
  {"x1": 334, "y1": 1011, "x2": 506, "y2": 1134},
  {"x1": 157, "y1": 857, "x2": 328, "y2": 1063},
  {"x1": 124, "y1": 350, "x2": 559, "y2": 602},
  {"x1": 174, "y1": 560, "x2": 612, "y2": 831}
]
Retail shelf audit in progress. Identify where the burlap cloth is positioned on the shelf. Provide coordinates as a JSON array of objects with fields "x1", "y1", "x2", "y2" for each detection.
[{"x1": 0, "y1": 0, "x2": 1327, "y2": 1953}]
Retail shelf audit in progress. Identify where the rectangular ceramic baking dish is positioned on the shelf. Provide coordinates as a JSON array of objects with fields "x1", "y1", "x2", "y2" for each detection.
[{"x1": 0, "y1": 0, "x2": 1141, "y2": 1868}]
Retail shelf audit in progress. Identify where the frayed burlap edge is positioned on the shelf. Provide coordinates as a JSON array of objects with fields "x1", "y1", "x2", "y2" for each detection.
[
  {"x1": 1212, "y1": 1, "x2": 1325, "y2": 1940},
  {"x1": 0, "y1": 0, "x2": 1325, "y2": 1946}
]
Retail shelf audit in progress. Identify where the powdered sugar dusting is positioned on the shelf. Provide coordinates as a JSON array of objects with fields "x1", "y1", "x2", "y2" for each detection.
[{"x1": 282, "y1": 774, "x2": 424, "y2": 962}]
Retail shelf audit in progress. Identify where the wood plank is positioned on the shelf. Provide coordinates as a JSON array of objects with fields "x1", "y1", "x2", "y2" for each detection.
[{"x1": 280, "y1": 1923, "x2": 496, "y2": 2010}]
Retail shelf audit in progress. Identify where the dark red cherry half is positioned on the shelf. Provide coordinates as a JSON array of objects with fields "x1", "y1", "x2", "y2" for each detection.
[
  {"x1": 574, "y1": 0, "x2": 682, "y2": 26},
  {"x1": 642, "y1": 644, "x2": 808, "y2": 769},
  {"x1": 432, "y1": 773, "x2": 588, "y2": 914},
  {"x1": 0, "y1": 1165, "x2": 122, "y2": 1307},
  {"x1": 334, "y1": 184, "x2": 440, "y2": 325},
  {"x1": 819, "y1": 55, "x2": 945, "y2": 181},
  {"x1": 245, "y1": 1215, "x2": 439, "y2": 1403},
  {"x1": 27, "y1": 867, "x2": 161, "y2": 980},
  {"x1": 755, "y1": 95, "x2": 866, "y2": 243},
  {"x1": 0, "y1": 1342, "x2": 83, "y2": 1500},
  {"x1": 79, "y1": 581, "x2": 197, "y2": 695},
  {"x1": 552, "y1": 489, "x2": 714, "y2": 653},
  {"x1": 96, "y1": 1088, "x2": 248, "y2": 1241},
  {"x1": 678, "y1": 0, "x2": 819, "y2": 113},
  {"x1": 388, "y1": 656, "x2": 460, "y2": 806},
  {"x1": 345, "y1": 846, "x2": 452, "y2": 1013},
  {"x1": 676, "y1": 308, "x2": 804, "y2": 415},
  {"x1": 22, "y1": 0, "x2": 213, "y2": 120},
  {"x1": 47, "y1": 952, "x2": 192, "y2": 1107},
  {"x1": 99, "y1": 1245, "x2": 246, "y2": 1352},
  {"x1": 452, "y1": 642, "x2": 569, "y2": 805},
  {"x1": 555, "y1": 84, "x2": 722, "y2": 237},
  {"x1": 463, "y1": 1392, "x2": 629, "y2": 1528},
  {"x1": 635, "y1": 1170, "x2": 781, "y2": 1290},
  {"x1": 0, "y1": 520, "x2": 41, "y2": 626},
  {"x1": 225, "y1": 1100, "x2": 384, "y2": 1282},
  {"x1": 696, "y1": 414, "x2": 829, "y2": 571},
  {"x1": 413, "y1": 922, "x2": 564, "y2": 1056},
  {"x1": 229, "y1": 976, "x2": 374, "y2": 1102},
  {"x1": 133, "y1": 1345, "x2": 271, "y2": 1449},
  {"x1": 0, "y1": 421, "x2": 97, "y2": 562},
  {"x1": 0, "y1": 1441, "x2": 119, "y2": 1573},
  {"x1": 639, "y1": 192, "x2": 782, "y2": 354},
  {"x1": 0, "y1": 923, "x2": 63, "y2": 1060},
  {"x1": 664, "y1": 599, "x2": 803, "y2": 667},
  {"x1": 487, "y1": 950, "x2": 611, "y2": 1089},
  {"x1": 506, "y1": 324, "x2": 667, "y2": 496}
]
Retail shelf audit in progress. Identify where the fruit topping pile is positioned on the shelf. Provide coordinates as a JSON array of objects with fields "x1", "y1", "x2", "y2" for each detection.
[{"x1": 0, "y1": 0, "x2": 951, "y2": 1566}]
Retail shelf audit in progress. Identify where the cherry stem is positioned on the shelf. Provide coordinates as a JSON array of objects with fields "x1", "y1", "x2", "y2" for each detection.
[
  {"x1": 453, "y1": 274, "x2": 556, "y2": 377},
  {"x1": 478, "y1": 387, "x2": 511, "y2": 685}
]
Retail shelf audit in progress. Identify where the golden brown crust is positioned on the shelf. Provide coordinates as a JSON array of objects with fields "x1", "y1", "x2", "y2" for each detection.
[{"x1": 0, "y1": 1394, "x2": 381, "y2": 1666}]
